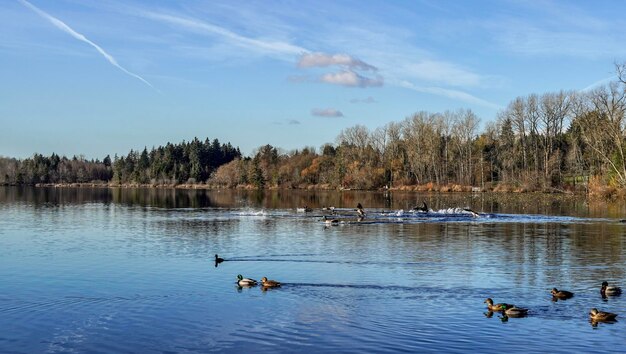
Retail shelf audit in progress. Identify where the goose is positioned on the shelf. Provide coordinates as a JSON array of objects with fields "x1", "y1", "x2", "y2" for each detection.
[
  {"x1": 356, "y1": 203, "x2": 366, "y2": 218},
  {"x1": 601, "y1": 281, "x2": 622, "y2": 296},
  {"x1": 236, "y1": 274, "x2": 258, "y2": 286},
  {"x1": 551, "y1": 288, "x2": 574, "y2": 299},
  {"x1": 322, "y1": 215, "x2": 339, "y2": 225},
  {"x1": 463, "y1": 207, "x2": 480, "y2": 217},
  {"x1": 412, "y1": 202, "x2": 428, "y2": 212},
  {"x1": 261, "y1": 276, "x2": 281, "y2": 288},
  {"x1": 589, "y1": 308, "x2": 618, "y2": 321},
  {"x1": 484, "y1": 298, "x2": 514, "y2": 312}
]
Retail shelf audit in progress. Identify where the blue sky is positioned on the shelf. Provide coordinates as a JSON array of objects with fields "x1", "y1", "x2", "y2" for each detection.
[{"x1": 1, "y1": 0, "x2": 625, "y2": 159}]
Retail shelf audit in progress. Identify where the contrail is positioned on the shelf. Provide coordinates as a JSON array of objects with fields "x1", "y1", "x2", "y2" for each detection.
[{"x1": 18, "y1": 0, "x2": 156, "y2": 90}]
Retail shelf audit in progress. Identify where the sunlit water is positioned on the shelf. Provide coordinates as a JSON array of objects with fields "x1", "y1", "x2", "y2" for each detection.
[{"x1": 1, "y1": 187, "x2": 626, "y2": 353}]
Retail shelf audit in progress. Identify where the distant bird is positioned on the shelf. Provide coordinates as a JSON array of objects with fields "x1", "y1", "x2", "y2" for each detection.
[
  {"x1": 501, "y1": 304, "x2": 529, "y2": 317},
  {"x1": 297, "y1": 206, "x2": 313, "y2": 212},
  {"x1": 412, "y1": 202, "x2": 429, "y2": 212},
  {"x1": 601, "y1": 281, "x2": 622, "y2": 296},
  {"x1": 463, "y1": 208, "x2": 480, "y2": 217},
  {"x1": 589, "y1": 308, "x2": 618, "y2": 322},
  {"x1": 261, "y1": 276, "x2": 281, "y2": 288},
  {"x1": 551, "y1": 288, "x2": 574, "y2": 299},
  {"x1": 215, "y1": 254, "x2": 225, "y2": 267},
  {"x1": 236, "y1": 274, "x2": 258, "y2": 287},
  {"x1": 484, "y1": 298, "x2": 514, "y2": 312},
  {"x1": 356, "y1": 203, "x2": 366, "y2": 218},
  {"x1": 322, "y1": 215, "x2": 339, "y2": 225}
]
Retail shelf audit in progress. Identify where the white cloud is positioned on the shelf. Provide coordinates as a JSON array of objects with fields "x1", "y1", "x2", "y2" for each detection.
[
  {"x1": 311, "y1": 108, "x2": 344, "y2": 117},
  {"x1": 298, "y1": 52, "x2": 377, "y2": 71},
  {"x1": 321, "y1": 70, "x2": 383, "y2": 88},
  {"x1": 18, "y1": 0, "x2": 156, "y2": 90}
]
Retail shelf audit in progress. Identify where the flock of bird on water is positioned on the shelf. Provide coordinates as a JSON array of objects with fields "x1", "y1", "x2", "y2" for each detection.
[{"x1": 215, "y1": 202, "x2": 622, "y2": 325}]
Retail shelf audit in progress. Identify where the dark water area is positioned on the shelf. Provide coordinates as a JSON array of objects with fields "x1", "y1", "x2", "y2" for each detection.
[{"x1": 1, "y1": 186, "x2": 626, "y2": 353}]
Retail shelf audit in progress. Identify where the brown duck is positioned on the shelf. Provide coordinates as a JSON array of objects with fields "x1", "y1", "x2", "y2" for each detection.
[
  {"x1": 589, "y1": 308, "x2": 618, "y2": 322},
  {"x1": 551, "y1": 288, "x2": 574, "y2": 299},
  {"x1": 484, "y1": 298, "x2": 514, "y2": 312},
  {"x1": 261, "y1": 277, "x2": 281, "y2": 288}
]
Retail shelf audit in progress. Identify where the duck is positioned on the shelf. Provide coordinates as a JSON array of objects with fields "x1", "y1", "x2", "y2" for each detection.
[
  {"x1": 296, "y1": 206, "x2": 313, "y2": 213},
  {"x1": 551, "y1": 288, "x2": 574, "y2": 299},
  {"x1": 215, "y1": 254, "x2": 225, "y2": 267},
  {"x1": 484, "y1": 298, "x2": 514, "y2": 312},
  {"x1": 601, "y1": 281, "x2": 622, "y2": 296},
  {"x1": 501, "y1": 304, "x2": 529, "y2": 317},
  {"x1": 236, "y1": 274, "x2": 258, "y2": 286},
  {"x1": 412, "y1": 201, "x2": 428, "y2": 212},
  {"x1": 322, "y1": 215, "x2": 339, "y2": 225},
  {"x1": 261, "y1": 276, "x2": 281, "y2": 288},
  {"x1": 589, "y1": 308, "x2": 618, "y2": 321}
]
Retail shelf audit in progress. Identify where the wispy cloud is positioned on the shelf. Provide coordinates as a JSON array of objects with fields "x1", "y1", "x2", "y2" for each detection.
[
  {"x1": 350, "y1": 96, "x2": 376, "y2": 104},
  {"x1": 311, "y1": 108, "x2": 344, "y2": 117},
  {"x1": 140, "y1": 11, "x2": 308, "y2": 58},
  {"x1": 400, "y1": 81, "x2": 502, "y2": 110},
  {"x1": 492, "y1": 20, "x2": 625, "y2": 58},
  {"x1": 18, "y1": 0, "x2": 156, "y2": 90},
  {"x1": 581, "y1": 75, "x2": 616, "y2": 92}
]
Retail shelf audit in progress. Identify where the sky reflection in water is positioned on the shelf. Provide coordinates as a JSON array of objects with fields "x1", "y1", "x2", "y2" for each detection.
[{"x1": 0, "y1": 187, "x2": 625, "y2": 353}]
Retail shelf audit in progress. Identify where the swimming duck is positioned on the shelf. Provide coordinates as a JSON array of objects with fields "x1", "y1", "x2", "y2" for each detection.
[
  {"x1": 601, "y1": 281, "x2": 622, "y2": 296},
  {"x1": 261, "y1": 276, "x2": 281, "y2": 288},
  {"x1": 484, "y1": 298, "x2": 514, "y2": 312},
  {"x1": 501, "y1": 304, "x2": 529, "y2": 317},
  {"x1": 297, "y1": 206, "x2": 313, "y2": 213},
  {"x1": 237, "y1": 274, "x2": 258, "y2": 286},
  {"x1": 551, "y1": 288, "x2": 574, "y2": 299},
  {"x1": 215, "y1": 254, "x2": 225, "y2": 267},
  {"x1": 589, "y1": 308, "x2": 618, "y2": 321}
]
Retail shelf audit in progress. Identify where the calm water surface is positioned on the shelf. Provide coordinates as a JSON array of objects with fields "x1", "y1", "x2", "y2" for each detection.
[{"x1": 1, "y1": 187, "x2": 626, "y2": 353}]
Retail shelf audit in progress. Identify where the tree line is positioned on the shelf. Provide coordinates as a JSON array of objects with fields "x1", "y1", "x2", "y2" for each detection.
[
  {"x1": 3, "y1": 64, "x2": 626, "y2": 193},
  {"x1": 210, "y1": 64, "x2": 626, "y2": 193},
  {"x1": 0, "y1": 138, "x2": 241, "y2": 185}
]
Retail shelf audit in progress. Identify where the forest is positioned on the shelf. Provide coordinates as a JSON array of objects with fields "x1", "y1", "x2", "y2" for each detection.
[
  {"x1": 0, "y1": 138, "x2": 241, "y2": 186},
  {"x1": 2, "y1": 64, "x2": 626, "y2": 196}
]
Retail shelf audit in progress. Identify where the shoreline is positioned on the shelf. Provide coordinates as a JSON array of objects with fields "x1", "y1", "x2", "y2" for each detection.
[{"x1": 0, "y1": 182, "x2": 589, "y2": 195}]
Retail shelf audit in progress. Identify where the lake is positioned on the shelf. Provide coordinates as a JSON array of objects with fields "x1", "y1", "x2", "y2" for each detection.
[{"x1": 1, "y1": 186, "x2": 626, "y2": 353}]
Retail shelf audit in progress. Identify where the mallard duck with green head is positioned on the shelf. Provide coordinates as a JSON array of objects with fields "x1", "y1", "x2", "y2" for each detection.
[
  {"x1": 501, "y1": 304, "x2": 528, "y2": 317},
  {"x1": 236, "y1": 274, "x2": 257, "y2": 287}
]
